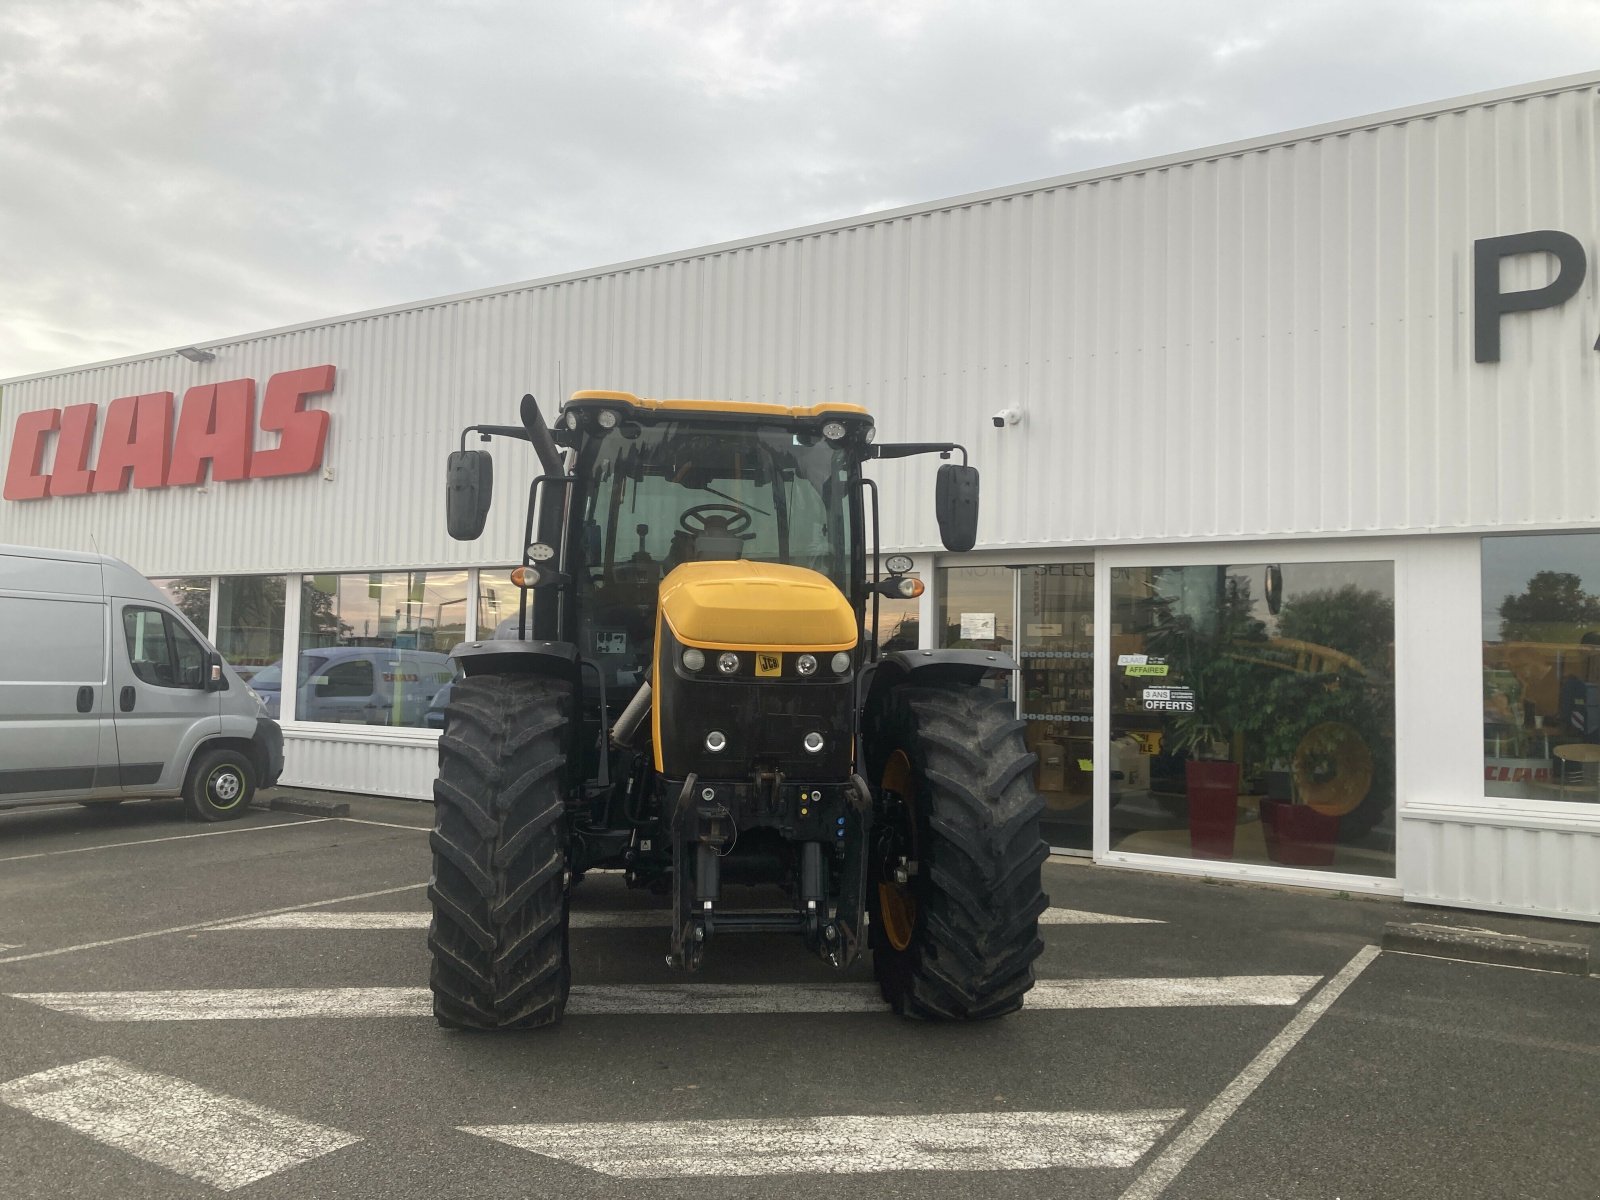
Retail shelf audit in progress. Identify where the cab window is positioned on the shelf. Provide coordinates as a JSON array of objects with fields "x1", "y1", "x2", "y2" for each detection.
[
  {"x1": 123, "y1": 607, "x2": 206, "y2": 690},
  {"x1": 317, "y1": 659, "x2": 374, "y2": 698}
]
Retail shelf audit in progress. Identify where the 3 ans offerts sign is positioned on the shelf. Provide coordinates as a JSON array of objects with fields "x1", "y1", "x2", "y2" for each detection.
[{"x1": 3, "y1": 365, "x2": 336, "y2": 501}]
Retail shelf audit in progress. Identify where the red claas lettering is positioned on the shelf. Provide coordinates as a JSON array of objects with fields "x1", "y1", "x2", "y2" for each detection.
[{"x1": 2, "y1": 366, "x2": 336, "y2": 501}]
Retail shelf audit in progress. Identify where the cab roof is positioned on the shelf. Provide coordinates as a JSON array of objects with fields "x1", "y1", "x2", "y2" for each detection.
[{"x1": 564, "y1": 390, "x2": 872, "y2": 424}]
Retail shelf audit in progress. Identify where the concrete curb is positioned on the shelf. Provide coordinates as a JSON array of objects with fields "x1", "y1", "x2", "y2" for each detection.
[
  {"x1": 1382, "y1": 921, "x2": 1590, "y2": 975},
  {"x1": 253, "y1": 794, "x2": 352, "y2": 819}
]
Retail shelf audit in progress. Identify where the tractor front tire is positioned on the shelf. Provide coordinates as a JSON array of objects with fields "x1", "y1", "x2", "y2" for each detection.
[
  {"x1": 867, "y1": 684, "x2": 1049, "y2": 1020},
  {"x1": 428, "y1": 674, "x2": 573, "y2": 1031}
]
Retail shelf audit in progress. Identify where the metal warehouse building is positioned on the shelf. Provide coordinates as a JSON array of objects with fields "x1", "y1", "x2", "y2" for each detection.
[{"x1": 5, "y1": 72, "x2": 1599, "y2": 922}]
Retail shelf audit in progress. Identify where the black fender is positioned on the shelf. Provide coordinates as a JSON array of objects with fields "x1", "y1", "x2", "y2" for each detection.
[
  {"x1": 449, "y1": 638, "x2": 582, "y2": 685},
  {"x1": 856, "y1": 649, "x2": 1018, "y2": 776}
]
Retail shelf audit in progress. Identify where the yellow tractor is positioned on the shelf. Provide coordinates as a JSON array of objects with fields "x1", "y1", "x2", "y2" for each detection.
[{"x1": 435, "y1": 391, "x2": 1047, "y2": 1029}]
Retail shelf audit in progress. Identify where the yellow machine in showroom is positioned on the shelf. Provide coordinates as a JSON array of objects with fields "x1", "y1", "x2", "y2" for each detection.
[{"x1": 434, "y1": 390, "x2": 1047, "y2": 1029}]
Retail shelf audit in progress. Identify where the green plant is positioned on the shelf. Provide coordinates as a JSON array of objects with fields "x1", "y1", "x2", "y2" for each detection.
[{"x1": 1146, "y1": 572, "x2": 1270, "y2": 760}]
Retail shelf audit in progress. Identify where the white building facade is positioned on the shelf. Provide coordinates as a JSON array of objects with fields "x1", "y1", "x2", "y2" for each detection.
[{"x1": 4, "y1": 73, "x2": 1599, "y2": 922}]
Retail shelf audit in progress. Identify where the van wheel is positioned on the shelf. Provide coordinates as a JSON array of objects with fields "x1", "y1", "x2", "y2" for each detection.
[{"x1": 185, "y1": 748, "x2": 254, "y2": 822}]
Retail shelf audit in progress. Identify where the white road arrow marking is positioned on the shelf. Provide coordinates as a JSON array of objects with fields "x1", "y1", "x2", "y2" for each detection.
[
  {"x1": 0, "y1": 1057, "x2": 359, "y2": 1191},
  {"x1": 204, "y1": 905, "x2": 1158, "y2": 931},
  {"x1": 461, "y1": 1108, "x2": 1187, "y2": 1176},
  {"x1": 9, "y1": 975, "x2": 1318, "y2": 1021}
]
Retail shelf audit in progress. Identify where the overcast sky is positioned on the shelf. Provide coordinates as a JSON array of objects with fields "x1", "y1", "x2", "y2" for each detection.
[{"x1": 2, "y1": 0, "x2": 1598, "y2": 380}]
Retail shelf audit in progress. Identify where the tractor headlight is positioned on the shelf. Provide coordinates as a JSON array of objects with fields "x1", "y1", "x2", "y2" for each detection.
[
  {"x1": 596, "y1": 408, "x2": 618, "y2": 429},
  {"x1": 822, "y1": 421, "x2": 847, "y2": 441},
  {"x1": 803, "y1": 732, "x2": 825, "y2": 754},
  {"x1": 706, "y1": 730, "x2": 727, "y2": 752},
  {"x1": 796, "y1": 653, "x2": 817, "y2": 676},
  {"x1": 717, "y1": 652, "x2": 740, "y2": 675},
  {"x1": 681, "y1": 648, "x2": 705, "y2": 672},
  {"x1": 830, "y1": 651, "x2": 852, "y2": 674},
  {"x1": 885, "y1": 554, "x2": 913, "y2": 575}
]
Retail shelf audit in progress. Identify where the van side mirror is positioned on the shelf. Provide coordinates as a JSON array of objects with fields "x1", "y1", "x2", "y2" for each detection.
[
  {"x1": 935, "y1": 463, "x2": 980, "y2": 552},
  {"x1": 446, "y1": 450, "x2": 493, "y2": 540},
  {"x1": 205, "y1": 650, "x2": 228, "y2": 692}
]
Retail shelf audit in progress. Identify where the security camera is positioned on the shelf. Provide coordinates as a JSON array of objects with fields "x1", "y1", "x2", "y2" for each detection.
[{"x1": 991, "y1": 408, "x2": 1022, "y2": 428}]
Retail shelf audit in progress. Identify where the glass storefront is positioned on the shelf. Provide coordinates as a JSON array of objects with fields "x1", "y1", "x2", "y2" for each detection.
[
  {"x1": 1019, "y1": 564, "x2": 1095, "y2": 852},
  {"x1": 1482, "y1": 532, "x2": 1600, "y2": 802},
  {"x1": 289, "y1": 571, "x2": 467, "y2": 727},
  {"x1": 149, "y1": 576, "x2": 212, "y2": 635},
  {"x1": 868, "y1": 572, "x2": 921, "y2": 654},
  {"x1": 938, "y1": 565, "x2": 1014, "y2": 699},
  {"x1": 1107, "y1": 561, "x2": 1395, "y2": 877},
  {"x1": 215, "y1": 575, "x2": 286, "y2": 683}
]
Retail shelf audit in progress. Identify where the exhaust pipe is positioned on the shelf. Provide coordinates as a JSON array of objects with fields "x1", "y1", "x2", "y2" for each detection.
[{"x1": 610, "y1": 680, "x2": 651, "y2": 748}]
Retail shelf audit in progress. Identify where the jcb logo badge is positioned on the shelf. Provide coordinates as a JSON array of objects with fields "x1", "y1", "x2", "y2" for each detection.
[{"x1": 756, "y1": 653, "x2": 782, "y2": 677}]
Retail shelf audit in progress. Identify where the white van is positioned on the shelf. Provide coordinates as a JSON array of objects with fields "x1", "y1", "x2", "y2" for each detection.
[{"x1": 0, "y1": 545, "x2": 283, "y2": 820}]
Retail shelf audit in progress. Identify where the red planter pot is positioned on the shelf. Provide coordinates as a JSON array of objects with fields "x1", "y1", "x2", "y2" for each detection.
[
  {"x1": 1259, "y1": 797, "x2": 1340, "y2": 867},
  {"x1": 1185, "y1": 760, "x2": 1240, "y2": 860}
]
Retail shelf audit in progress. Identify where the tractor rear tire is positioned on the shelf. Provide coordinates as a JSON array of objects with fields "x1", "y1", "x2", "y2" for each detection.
[
  {"x1": 428, "y1": 674, "x2": 573, "y2": 1031},
  {"x1": 867, "y1": 684, "x2": 1049, "y2": 1020}
]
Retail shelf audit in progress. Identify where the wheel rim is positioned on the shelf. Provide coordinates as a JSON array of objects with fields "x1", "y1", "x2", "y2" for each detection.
[
  {"x1": 209, "y1": 766, "x2": 244, "y2": 808},
  {"x1": 878, "y1": 749, "x2": 917, "y2": 953}
]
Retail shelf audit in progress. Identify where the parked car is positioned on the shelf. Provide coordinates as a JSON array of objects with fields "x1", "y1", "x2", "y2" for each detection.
[
  {"x1": 0, "y1": 544, "x2": 282, "y2": 820},
  {"x1": 251, "y1": 646, "x2": 454, "y2": 728}
]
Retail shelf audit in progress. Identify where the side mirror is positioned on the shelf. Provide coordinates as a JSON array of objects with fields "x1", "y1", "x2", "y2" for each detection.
[
  {"x1": 205, "y1": 650, "x2": 228, "y2": 692},
  {"x1": 446, "y1": 449, "x2": 493, "y2": 540},
  {"x1": 935, "y1": 463, "x2": 980, "y2": 552}
]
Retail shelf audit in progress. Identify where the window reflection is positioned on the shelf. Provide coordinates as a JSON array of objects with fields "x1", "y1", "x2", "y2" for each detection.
[
  {"x1": 1483, "y1": 533, "x2": 1600, "y2": 802},
  {"x1": 216, "y1": 576, "x2": 285, "y2": 684},
  {"x1": 1108, "y1": 562, "x2": 1395, "y2": 877}
]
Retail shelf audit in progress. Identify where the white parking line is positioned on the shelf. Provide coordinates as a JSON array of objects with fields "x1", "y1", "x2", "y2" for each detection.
[
  {"x1": 0, "y1": 1057, "x2": 359, "y2": 1191},
  {"x1": 1040, "y1": 908, "x2": 1162, "y2": 925},
  {"x1": 0, "y1": 883, "x2": 427, "y2": 966},
  {"x1": 204, "y1": 905, "x2": 1158, "y2": 931},
  {"x1": 462, "y1": 1108, "x2": 1188, "y2": 1176},
  {"x1": 9, "y1": 975, "x2": 1320, "y2": 1021},
  {"x1": 0, "y1": 817, "x2": 330, "y2": 863},
  {"x1": 1118, "y1": 945, "x2": 1381, "y2": 1200}
]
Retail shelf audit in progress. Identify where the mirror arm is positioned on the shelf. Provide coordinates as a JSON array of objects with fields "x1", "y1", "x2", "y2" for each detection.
[
  {"x1": 870, "y1": 441, "x2": 968, "y2": 466},
  {"x1": 459, "y1": 424, "x2": 532, "y2": 451}
]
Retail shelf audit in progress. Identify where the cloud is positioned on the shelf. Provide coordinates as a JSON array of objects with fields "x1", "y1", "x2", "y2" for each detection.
[{"x1": 2, "y1": 0, "x2": 1597, "y2": 378}]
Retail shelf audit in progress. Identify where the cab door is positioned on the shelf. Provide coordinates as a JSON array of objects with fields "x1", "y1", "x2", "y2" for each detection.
[{"x1": 110, "y1": 603, "x2": 221, "y2": 795}]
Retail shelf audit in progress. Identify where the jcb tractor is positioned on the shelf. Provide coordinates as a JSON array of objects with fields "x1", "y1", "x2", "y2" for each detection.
[{"x1": 434, "y1": 391, "x2": 1047, "y2": 1030}]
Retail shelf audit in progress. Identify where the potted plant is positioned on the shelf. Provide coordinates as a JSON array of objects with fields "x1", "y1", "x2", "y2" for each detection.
[{"x1": 1148, "y1": 574, "x2": 1269, "y2": 860}]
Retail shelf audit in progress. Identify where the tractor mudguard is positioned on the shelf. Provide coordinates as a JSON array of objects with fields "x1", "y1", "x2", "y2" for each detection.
[
  {"x1": 866, "y1": 648, "x2": 1018, "y2": 693},
  {"x1": 449, "y1": 637, "x2": 582, "y2": 683}
]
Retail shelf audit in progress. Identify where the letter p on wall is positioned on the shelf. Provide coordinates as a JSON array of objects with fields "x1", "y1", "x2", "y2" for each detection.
[{"x1": 1474, "y1": 229, "x2": 1590, "y2": 363}]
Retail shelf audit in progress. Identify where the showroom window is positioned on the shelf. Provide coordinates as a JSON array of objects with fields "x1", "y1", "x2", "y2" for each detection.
[
  {"x1": 216, "y1": 575, "x2": 286, "y2": 684},
  {"x1": 478, "y1": 568, "x2": 521, "y2": 641},
  {"x1": 149, "y1": 577, "x2": 213, "y2": 637},
  {"x1": 867, "y1": 572, "x2": 922, "y2": 654},
  {"x1": 291, "y1": 571, "x2": 467, "y2": 728},
  {"x1": 1482, "y1": 533, "x2": 1600, "y2": 802},
  {"x1": 1107, "y1": 561, "x2": 1395, "y2": 877},
  {"x1": 937, "y1": 565, "x2": 1014, "y2": 698},
  {"x1": 1020, "y1": 563, "x2": 1095, "y2": 852}
]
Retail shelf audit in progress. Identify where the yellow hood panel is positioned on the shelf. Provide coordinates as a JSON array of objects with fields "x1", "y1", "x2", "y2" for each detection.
[{"x1": 659, "y1": 561, "x2": 858, "y2": 652}]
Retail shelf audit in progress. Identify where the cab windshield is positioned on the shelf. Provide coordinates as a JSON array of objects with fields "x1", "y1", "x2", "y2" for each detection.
[{"x1": 577, "y1": 419, "x2": 855, "y2": 592}]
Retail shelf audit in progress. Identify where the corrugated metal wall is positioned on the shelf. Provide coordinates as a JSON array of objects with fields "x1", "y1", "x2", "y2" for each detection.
[{"x1": 4, "y1": 77, "x2": 1598, "y2": 576}]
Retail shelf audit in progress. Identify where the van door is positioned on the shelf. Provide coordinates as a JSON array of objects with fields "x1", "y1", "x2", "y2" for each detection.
[
  {"x1": 110, "y1": 602, "x2": 221, "y2": 795},
  {"x1": 0, "y1": 590, "x2": 118, "y2": 803}
]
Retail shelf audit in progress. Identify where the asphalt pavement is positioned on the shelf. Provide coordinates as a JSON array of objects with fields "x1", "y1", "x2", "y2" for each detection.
[{"x1": 0, "y1": 791, "x2": 1594, "y2": 1199}]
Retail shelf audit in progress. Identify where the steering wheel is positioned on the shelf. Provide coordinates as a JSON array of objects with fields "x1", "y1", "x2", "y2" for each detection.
[{"x1": 680, "y1": 502, "x2": 755, "y2": 537}]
